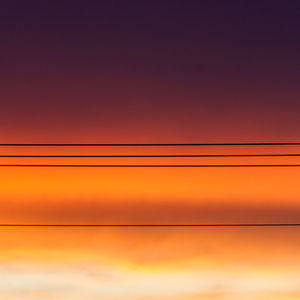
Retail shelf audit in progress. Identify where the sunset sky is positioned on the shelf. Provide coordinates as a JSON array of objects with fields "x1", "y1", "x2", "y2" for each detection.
[{"x1": 0, "y1": 1, "x2": 300, "y2": 299}]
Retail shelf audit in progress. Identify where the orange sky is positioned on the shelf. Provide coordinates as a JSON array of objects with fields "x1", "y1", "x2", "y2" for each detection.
[{"x1": 1, "y1": 145, "x2": 300, "y2": 224}]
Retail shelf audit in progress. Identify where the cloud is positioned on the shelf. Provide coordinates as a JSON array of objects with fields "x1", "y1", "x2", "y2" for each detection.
[
  {"x1": 1, "y1": 198, "x2": 300, "y2": 224},
  {"x1": 0, "y1": 263, "x2": 299, "y2": 300}
]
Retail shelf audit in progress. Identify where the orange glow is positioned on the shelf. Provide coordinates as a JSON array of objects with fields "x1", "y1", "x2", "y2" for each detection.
[{"x1": 1, "y1": 148, "x2": 300, "y2": 224}]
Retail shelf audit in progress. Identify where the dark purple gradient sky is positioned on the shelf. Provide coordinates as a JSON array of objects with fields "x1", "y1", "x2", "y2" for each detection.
[{"x1": 0, "y1": 1, "x2": 299, "y2": 142}]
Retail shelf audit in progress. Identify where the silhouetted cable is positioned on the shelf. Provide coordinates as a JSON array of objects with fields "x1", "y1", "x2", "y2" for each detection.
[
  {"x1": 0, "y1": 142, "x2": 300, "y2": 147},
  {"x1": 1, "y1": 154, "x2": 300, "y2": 158},
  {"x1": 1, "y1": 164, "x2": 300, "y2": 167},
  {"x1": 0, "y1": 224, "x2": 299, "y2": 227}
]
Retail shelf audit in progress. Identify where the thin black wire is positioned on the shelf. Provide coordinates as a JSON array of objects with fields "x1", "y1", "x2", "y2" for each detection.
[
  {"x1": 1, "y1": 154, "x2": 300, "y2": 158},
  {"x1": 0, "y1": 142, "x2": 300, "y2": 147},
  {"x1": 0, "y1": 224, "x2": 299, "y2": 227},
  {"x1": 1, "y1": 164, "x2": 300, "y2": 167}
]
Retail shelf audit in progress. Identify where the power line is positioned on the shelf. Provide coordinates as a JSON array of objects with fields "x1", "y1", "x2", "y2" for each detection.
[
  {"x1": 0, "y1": 142, "x2": 300, "y2": 147},
  {"x1": 1, "y1": 164, "x2": 300, "y2": 167},
  {"x1": 0, "y1": 224, "x2": 299, "y2": 227},
  {"x1": 1, "y1": 154, "x2": 300, "y2": 158}
]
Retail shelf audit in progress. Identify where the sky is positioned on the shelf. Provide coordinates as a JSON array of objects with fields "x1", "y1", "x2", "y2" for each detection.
[
  {"x1": 1, "y1": 227, "x2": 300, "y2": 299},
  {"x1": 0, "y1": 0, "x2": 300, "y2": 299}
]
